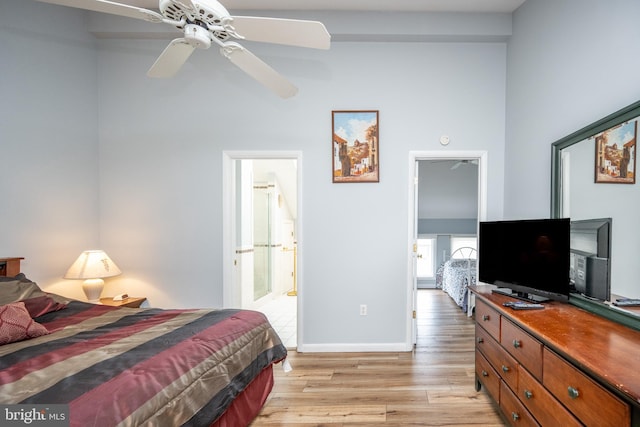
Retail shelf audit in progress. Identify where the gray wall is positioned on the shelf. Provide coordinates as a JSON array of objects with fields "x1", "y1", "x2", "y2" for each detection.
[
  {"x1": 418, "y1": 159, "x2": 478, "y2": 223},
  {"x1": 0, "y1": 0, "x2": 99, "y2": 298},
  {"x1": 505, "y1": 0, "x2": 640, "y2": 220},
  {"x1": 418, "y1": 219, "x2": 477, "y2": 235},
  {"x1": 95, "y1": 38, "x2": 506, "y2": 349}
]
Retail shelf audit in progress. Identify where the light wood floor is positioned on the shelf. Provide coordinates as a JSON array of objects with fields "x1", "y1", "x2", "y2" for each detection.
[{"x1": 252, "y1": 289, "x2": 507, "y2": 426}]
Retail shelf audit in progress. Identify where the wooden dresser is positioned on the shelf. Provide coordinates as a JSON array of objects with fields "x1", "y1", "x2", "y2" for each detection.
[{"x1": 471, "y1": 285, "x2": 640, "y2": 426}]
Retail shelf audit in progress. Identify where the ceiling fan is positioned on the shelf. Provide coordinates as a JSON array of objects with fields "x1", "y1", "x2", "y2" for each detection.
[
  {"x1": 36, "y1": 0, "x2": 331, "y2": 98},
  {"x1": 429, "y1": 159, "x2": 479, "y2": 169},
  {"x1": 450, "y1": 159, "x2": 478, "y2": 169}
]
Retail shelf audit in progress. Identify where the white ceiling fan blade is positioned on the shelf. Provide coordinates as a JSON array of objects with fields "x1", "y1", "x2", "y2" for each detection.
[
  {"x1": 173, "y1": 0, "x2": 196, "y2": 11},
  {"x1": 222, "y1": 44, "x2": 298, "y2": 99},
  {"x1": 35, "y1": 0, "x2": 164, "y2": 23},
  {"x1": 147, "y1": 39, "x2": 196, "y2": 78},
  {"x1": 230, "y1": 17, "x2": 331, "y2": 50}
]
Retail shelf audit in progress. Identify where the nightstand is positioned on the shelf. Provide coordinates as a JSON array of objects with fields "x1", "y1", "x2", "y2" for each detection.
[{"x1": 99, "y1": 296, "x2": 147, "y2": 308}]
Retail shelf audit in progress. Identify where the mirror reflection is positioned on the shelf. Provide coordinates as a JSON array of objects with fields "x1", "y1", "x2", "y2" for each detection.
[{"x1": 552, "y1": 100, "x2": 639, "y2": 312}]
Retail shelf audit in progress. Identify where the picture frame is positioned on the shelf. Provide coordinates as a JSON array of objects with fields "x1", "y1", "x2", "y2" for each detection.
[
  {"x1": 332, "y1": 110, "x2": 379, "y2": 183},
  {"x1": 594, "y1": 117, "x2": 637, "y2": 184}
]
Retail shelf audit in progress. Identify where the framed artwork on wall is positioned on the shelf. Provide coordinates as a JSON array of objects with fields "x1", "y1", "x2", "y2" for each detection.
[
  {"x1": 594, "y1": 117, "x2": 637, "y2": 184},
  {"x1": 332, "y1": 110, "x2": 379, "y2": 183}
]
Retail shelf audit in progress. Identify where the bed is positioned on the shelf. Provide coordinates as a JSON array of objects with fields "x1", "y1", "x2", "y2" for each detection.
[
  {"x1": 436, "y1": 247, "x2": 477, "y2": 312},
  {"x1": 0, "y1": 258, "x2": 287, "y2": 426}
]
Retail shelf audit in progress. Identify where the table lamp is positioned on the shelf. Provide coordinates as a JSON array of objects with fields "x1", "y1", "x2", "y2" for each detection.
[{"x1": 64, "y1": 250, "x2": 122, "y2": 302}]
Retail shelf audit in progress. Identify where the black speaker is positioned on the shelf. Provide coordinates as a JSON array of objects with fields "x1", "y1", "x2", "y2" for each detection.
[{"x1": 585, "y1": 256, "x2": 609, "y2": 301}]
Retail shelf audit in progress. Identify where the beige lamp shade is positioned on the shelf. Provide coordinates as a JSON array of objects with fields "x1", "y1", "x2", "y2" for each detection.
[{"x1": 64, "y1": 250, "x2": 122, "y2": 302}]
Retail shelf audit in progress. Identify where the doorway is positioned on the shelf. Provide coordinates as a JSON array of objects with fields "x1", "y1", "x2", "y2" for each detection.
[
  {"x1": 407, "y1": 151, "x2": 487, "y2": 347},
  {"x1": 222, "y1": 152, "x2": 301, "y2": 349}
]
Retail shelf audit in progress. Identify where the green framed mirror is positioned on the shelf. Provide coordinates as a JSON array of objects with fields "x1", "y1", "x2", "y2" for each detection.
[{"x1": 551, "y1": 99, "x2": 640, "y2": 329}]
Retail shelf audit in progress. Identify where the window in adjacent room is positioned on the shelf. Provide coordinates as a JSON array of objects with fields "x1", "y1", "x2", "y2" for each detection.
[{"x1": 450, "y1": 236, "x2": 478, "y2": 259}]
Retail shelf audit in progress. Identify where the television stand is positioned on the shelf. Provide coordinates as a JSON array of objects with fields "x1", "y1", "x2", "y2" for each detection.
[{"x1": 491, "y1": 288, "x2": 549, "y2": 303}]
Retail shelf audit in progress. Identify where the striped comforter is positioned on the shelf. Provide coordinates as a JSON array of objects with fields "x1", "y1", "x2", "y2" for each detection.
[{"x1": 0, "y1": 301, "x2": 287, "y2": 426}]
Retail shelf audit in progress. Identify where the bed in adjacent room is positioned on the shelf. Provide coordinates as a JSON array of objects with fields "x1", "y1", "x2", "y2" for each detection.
[
  {"x1": 436, "y1": 247, "x2": 477, "y2": 312},
  {"x1": 0, "y1": 258, "x2": 287, "y2": 426}
]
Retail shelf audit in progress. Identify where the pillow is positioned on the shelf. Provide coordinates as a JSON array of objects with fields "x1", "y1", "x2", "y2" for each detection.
[
  {"x1": 0, "y1": 273, "x2": 30, "y2": 282},
  {"x1": 0, "y1": 275, "x2": 69, "y2": 306},
  {"x1": 0, "y1": 302, "x2": 49, "y2": 345},
  {"x1": 21, "y1": 295, "x2": 67, "y2": 318},
  {"x1": 0, "y1": 275, "x2": 45, "y2": 305},
  {"x1": 448, "y1": 259, "x2": 472, "y2": 268}
]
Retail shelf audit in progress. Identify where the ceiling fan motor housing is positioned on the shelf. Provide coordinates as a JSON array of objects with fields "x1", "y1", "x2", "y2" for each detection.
[
  {"x1": 184, "y1": 23, "x2": 212, "y2": 48},
  {"x1": 161, "y1": 0, "x2": 232, "y2": 44}
]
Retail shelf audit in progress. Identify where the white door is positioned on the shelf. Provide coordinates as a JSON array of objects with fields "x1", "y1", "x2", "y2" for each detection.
[
  {"x1": 411, "y1": 161, "x2": 420, "y2": 346},
  {"x1": 282, "y1": 220, "x2": 296, "y2": 295}
]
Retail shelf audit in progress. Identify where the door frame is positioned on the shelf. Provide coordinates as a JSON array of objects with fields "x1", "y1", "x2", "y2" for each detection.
[
  {"x1": 222, "y1": 150, "x2": 303, "y2": 347},
  {"x1": 407, "y1": 150, "x2": 488, "y2": 348}
]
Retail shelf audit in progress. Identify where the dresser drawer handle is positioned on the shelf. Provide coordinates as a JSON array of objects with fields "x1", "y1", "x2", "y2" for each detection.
[
  {"x1": 568, "y1": 386, "x2": 580, "y2": 399},
  {"x1": 523, "y1": 390, "x2": 533, "y2": 399},
  {"x1": 482, "y1": 314, "x2": 490, "y2": 321},
  {"x1": 477, "y1": 337, "x2": 484, "y2": 344},
  {"x1": 511, "y1": 412, "x2": 520, "y2": 421},
  {"x1": 482, "y1": 370, "x2": 489, "y2": 377},
  {"x1": 501, "y1": 365, "x2": 510, "y2": 373},
  {"x1": 512, "y1": 339, "x2": 521, "y2": 348}
]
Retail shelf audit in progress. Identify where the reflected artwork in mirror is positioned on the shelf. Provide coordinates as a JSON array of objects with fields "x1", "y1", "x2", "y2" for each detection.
[{"x1": 551, "y1": 99, "x2": 640, "y2": 327}]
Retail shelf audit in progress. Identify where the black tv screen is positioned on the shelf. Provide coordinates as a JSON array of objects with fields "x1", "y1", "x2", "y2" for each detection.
[{"x1": 479, "y1": 218, "x2": 570, "y2": 302}]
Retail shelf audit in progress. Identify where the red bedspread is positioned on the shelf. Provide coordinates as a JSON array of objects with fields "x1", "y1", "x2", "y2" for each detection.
[{"x1": 0, "y1": 301, "x2": 286, "y2": 426}]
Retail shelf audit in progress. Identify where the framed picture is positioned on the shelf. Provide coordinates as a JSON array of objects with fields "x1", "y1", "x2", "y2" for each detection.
[
  {"x1": 594, "y1": 118, "x2": 637, "y2": 184},
  {"x1": 332, "y1": 110, "x2": 379, "y2": 183}
]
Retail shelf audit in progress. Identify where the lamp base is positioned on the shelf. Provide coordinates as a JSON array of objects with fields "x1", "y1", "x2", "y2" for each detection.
[{"x1": 83, "y1": 278, "x2": 105, "y2": 303}]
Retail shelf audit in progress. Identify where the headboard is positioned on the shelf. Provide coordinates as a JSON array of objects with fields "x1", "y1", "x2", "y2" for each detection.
[
  {"x1": 450, "y1": 247, "x2": 477, "y2": 260},
  {"x1": 0, "y1": 257, "x2": 24, "y2": 277}
]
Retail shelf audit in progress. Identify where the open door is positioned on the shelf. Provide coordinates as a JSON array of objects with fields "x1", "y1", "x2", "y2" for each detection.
[{"x1": 411, "y1": 161, "x2": 420, "y2": 346}]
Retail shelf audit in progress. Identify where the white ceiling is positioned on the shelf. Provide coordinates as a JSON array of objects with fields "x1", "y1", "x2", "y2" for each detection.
[{"x1": 122, "y1": 0, "x2": 526, "y2": 13}]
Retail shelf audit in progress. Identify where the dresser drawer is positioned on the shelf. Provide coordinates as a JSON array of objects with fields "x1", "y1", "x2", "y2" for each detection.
[
  {"x1": 500, "y1": 380, "x2": 539, "y2": 427},
  {"x1": 501, "y1": 317, "x2": 543, "y2": 380},
  {"x1": 475, "y1": 299, "x2": 500, "y2": 340},
  {"x1": 476, "y1": 325, "x2": 518, "y2": 392},
  {"x1": 543, "y1": 348, "x2": 630, "y2": 427},
  {"x1": 476, "y1": 349, "x2": 500, "y2": 403},
  {"x1": 518, "y1": 364, "x2": 581, "y2": 427}
]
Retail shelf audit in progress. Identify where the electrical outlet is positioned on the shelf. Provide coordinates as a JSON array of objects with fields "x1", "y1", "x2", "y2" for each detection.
[{"x1": 360, "y1": 304, "x2": 367, "y2": 316}]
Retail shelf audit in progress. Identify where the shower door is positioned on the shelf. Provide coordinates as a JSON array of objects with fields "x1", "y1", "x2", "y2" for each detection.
[{"x1": 253, "y1": 186, "x2": 272, "y2": 300}]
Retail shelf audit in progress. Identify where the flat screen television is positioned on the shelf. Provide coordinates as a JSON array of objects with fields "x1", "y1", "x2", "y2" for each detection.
[
  {"x1": 478, "y1": 218, "x2": 570, "y2": 303},
  {"x1": 570, "y1": 218, "x2": 611, "y2": 301}
]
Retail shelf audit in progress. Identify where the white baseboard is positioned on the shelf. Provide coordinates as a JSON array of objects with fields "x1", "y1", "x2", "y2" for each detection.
[{"x1": 296, "y1": 342, "x2": 411, "y2": 353}]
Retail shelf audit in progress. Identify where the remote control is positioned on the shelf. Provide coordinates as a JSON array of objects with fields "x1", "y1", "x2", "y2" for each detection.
[
  {"x1": 503, "y1": 301, "x2": 545, "y2": 310},
  {"x1": 613, "y1": 299, "x2": 640, "y2": 307}
]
